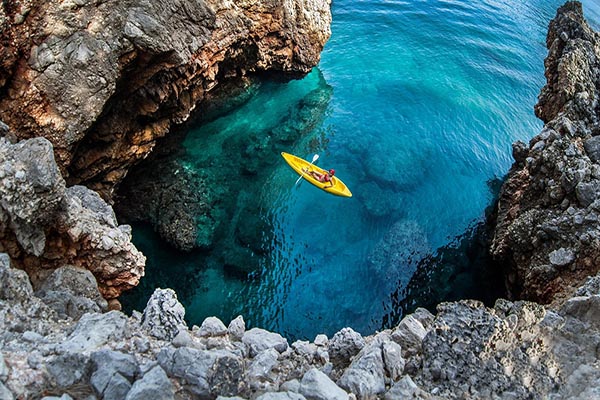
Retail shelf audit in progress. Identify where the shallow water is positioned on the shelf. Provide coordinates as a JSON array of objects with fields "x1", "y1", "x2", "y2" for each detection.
[{"x1": 121, "y1": 0, "x2": 600, "y2": 340}]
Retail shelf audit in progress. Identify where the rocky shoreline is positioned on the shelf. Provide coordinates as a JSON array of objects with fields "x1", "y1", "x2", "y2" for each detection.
[
  {"x1": 491, "y1": 1, "x2": 600, "y2": 305},
  {"x1": 1, "y1": 0, "x2": 600, "y2": 399},
  {"x1": 1, "y1": 250, "x2": 600, "y2": 399}
]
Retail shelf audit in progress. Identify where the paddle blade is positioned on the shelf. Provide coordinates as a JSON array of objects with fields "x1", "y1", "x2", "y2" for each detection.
[{"x1": 295, "y1": 154, "x2": 319, "y2": 186}]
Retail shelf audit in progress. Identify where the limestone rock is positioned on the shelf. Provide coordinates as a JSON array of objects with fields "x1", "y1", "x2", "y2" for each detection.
[
  {"x1": 382, "y1": 341, "x2": 404, "y2": 382},
  {"x1": 328, "y1": 327, "x2": 365, "y2": 369},
  {"x1": 299, "y1": 368, "x2": 348, "y2": 400},
  {"x1": 198, "y1": 316, "x2": 227, "y2": 337},
  {"x1": 242, "y1": 328, "x2": 289, "y2": 357},
  {"x1": 0, "y1": 136, "x2": 145, "y2": 301},
  {"x1": 492, "y1": 1, "x2": 600, "y2": 303},
  {"x1": 57, "y1": 311, "x2": 127, "y2": 353},
  {"x1": 125, "y1": 365, "x2": 174, "y2": 400},
  {"x1": 337, "y1": 339, "x2": 386, "y2": 399},
  {"x1": 0, "y1": 382, "x2": 13, "y2": 400},
  {"x1": 391, "y1": 315, "x2": 428, "y2": 357},
  {"x1": 384, "y1": 376, "x2": 428, "y2": 400},
  {"x1": 228, "y1": 315, "x2": 246, "y2": 341},
  {"x1": 0, "y1": 253, "x2": 34, "y2": 303},
  {"x1": 247, "y1": 348, "x2": 280, "y2": 389},
  {"x1": 256, "y1": 392, "x2": 306, "y2": 400},
  {"x1": 158, "y1": 346, "x2": 243, "y2": 398},
  {"x1": 0, "y1": 352, "x2": 8, "y2": 382},
  {"x1": 36, "y1": 265, "x2": 108, "y2": 319},
  {"x1": 46, "y1": 352, "x2": 91, "y2": 388},
  {"x1": 0, "y1": 0, "x2": 332, "y2": 201},
  {"x1": 0, "y1": 137, "x2": 64, "y2": 256},
  {"x1": 141, "y1": 288, "x2": 187, "y2": 341}
]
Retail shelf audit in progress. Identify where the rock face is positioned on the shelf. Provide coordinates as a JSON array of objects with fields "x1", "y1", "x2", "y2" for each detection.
[
  {"x1": 0, "y1": 0, "x2": 331, "y2": 198},
  {"x1": 0, "y1": 135, "x2": 145, "y2": 300},
  {"x1": 2, "y1": 251, "x2": 600, "y2": 399},
  {"x1": 491, "y1": 1, "x2": 600, "y2": 304}
]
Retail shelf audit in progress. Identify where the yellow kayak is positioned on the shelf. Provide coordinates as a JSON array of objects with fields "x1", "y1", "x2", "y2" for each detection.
[{"x1": 281, "y1": 152, "x2": 352, "y2": 198}]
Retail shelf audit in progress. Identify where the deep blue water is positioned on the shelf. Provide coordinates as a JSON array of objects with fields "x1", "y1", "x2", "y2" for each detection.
[{"x1": 123, "y1": 0, "x2": 600, "y2": 340}]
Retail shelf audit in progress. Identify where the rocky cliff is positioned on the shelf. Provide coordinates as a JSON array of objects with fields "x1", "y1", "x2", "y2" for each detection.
[
  {"x1": 0, "y1": 134, "x2": 145, "y2": 302},
  {"x1": 2, "y1": 1, "x2": 600, "y2": 399},
  {"x1": 491, "y1": 1, "x2": 600, "y2": 305},
  {"x1": 1, "y1": 252, "x2": 599, "y2": 400},
  {"x1": 0, "y1": 0, "x2": 331, "y2": 198}
]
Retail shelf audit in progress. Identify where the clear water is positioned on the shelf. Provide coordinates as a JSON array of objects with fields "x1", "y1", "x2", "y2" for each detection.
[{"x1": 123, "y1": 0, "x2": 600, "y2": 340}]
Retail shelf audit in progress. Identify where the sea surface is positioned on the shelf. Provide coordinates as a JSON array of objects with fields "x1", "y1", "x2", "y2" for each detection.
[{"x1": 122, "y1": 0, "x2": 600, "y2": 340}]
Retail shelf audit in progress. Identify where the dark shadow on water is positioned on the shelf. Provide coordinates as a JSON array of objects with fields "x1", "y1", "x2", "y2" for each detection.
[
  {"x1": 381, "y1": 177, "x2": 506, "y2": 329},
  {"x1": 117, "y1": 70, "x2": 335, "y2": 325}
]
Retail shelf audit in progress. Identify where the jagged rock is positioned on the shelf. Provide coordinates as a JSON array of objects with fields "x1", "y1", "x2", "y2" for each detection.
[
  {"x1": 492, "y1": 1, "x2": 600, "y2": 303},
  {"x1": 228, "y1": 315, "x2": 246, "y2": 341},
  {"x1": 410, "y1": 307, "x2": 435, "y2": 330},
  {"x1": 382, "y1": 341, "x2": 404, "y2": 382},
  {"x1": 35, "y1": 265, "x2": 108, "y2": 319},
  {"x1": 575, "y1": 273, "x2": 600, "y2": 296},
  {"x1": 314, "y1": 335, "x2": 328, "y2": 346},
  {"x1": 46, "y1": 352, "x2": 91, "y2": 388},
  {"x1": 384, "y1": 376, "x2": 429, "y2": 400},
  {"x1": 125, "y1": 365, "x2": 174, "y2": 400},
  {"x1": 242, "y1": 328, "x2": 289, "y2": 357},
  {"x1": 299, "y1": 368, "x2": 348, "y2": 400},
  {"x1": 198, "y1": 316, "x2": 228, "y2": 337},
  {"x1": 0, "y1": 137, "x2": 64, "y2": 256},
  {"x1": 247, "y1": 348, "x2": 280, "y2": 389},
  {"x1": 0, "y1": 352, "x2": 8, "y2": 382},
  {"x1": 281, "y1": 379, "x2": 301, "y2": 392},
  {"x1": 141, "y1": 288, "x2": 187, "y2": 341},
  {"x1": 584, "y1": 135, "x2": 600, "y2": 162},
  {"x1": 0, "y1": 0, "x2": 331, "y2": 200},
  {"x1": 0, "y1": 382, "x2": 13, "y2": 400},
  {"x1": 90, "y1": 350, "x2": 139, "y2": 386},
  {"x1": 98, "y1": 373, "x2": 132, "y2": 400},
  {"x1": 57, "y1": 311, "x2": 127, "y2": 353},
  {"x1": 256, "y1": 392, "x2": 306, "y2": 400},
  {"x1": 0, "y1": 253, "x2": 34, "y2": 303},
  {"x1": 549, "y1": 248, "x2": 576, "y2": 267},
  {"x1": 158, "y1": 346, "x2": 243, "y2": 398},
  {"x1": 328, "y1": 327, "x2": 365, "y2": 370},
  {"x1": 391, "y1": 315, "x2": 428, "y2": 357},
  {"x1": 337, "y1": 337, "x2": 386, "y2": 399},
  {"x1": 0, "y1": 136, "x2": 145, "y2": 300},
  {"x1": 172, "y1": 330, "x2": 195, "y2": 348}
]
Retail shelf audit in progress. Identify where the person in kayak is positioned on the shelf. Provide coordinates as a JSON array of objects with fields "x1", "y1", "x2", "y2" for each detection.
[{"x1": 304, "y1": 168, "x2": 335, "y2": 188}]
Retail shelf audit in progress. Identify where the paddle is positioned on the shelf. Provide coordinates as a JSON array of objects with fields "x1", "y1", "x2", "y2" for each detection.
[{"x1": 295, "y1": 154, "x2": 319, "y2": 185}]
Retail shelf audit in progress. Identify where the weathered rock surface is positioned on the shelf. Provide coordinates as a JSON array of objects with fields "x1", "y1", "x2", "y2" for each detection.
[
  {"x1": 2, "y1": 250, "x2": 600, "y2": 399},
  {"x1": 491, "y1": 1, "x2": 600, "y2": 304},
  {"x1": 0, "y1": 0, "x2": 332, "y2": 198},
  {"x1": 0, "y1": 135, "x2": 145, "y2": 300},
  {"x1": 114, "y1": 70, "x2": 333, "y2": 254}
]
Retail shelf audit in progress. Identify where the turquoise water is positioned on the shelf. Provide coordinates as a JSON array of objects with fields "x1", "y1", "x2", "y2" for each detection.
[{"x1": 122, "y1": 0, "x2": 600, "y2": 340}]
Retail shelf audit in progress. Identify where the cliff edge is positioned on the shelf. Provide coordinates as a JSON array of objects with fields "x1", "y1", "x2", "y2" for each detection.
[
  {"x1": 0, "y1": 0, "x2": 331, "y2": 198},
  {"x1": 492, "y1": 1, "x2": 600, "y2": 305}
]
